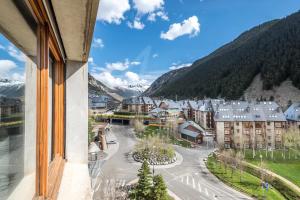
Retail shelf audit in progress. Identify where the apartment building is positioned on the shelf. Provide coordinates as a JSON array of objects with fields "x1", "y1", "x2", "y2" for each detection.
[
  {"x1": 194, "y1": 99, "x2": 224, "y2": 133},
  {"x1": 214, "y1": 101, "x2": 286, "y2": 149},
  {"x1": 88, "y1": 95, "x2": 109, "y2": 115},
  {"x1": 0, "y1": 1, "x2": 99, "y2": 199},
  {"x1": 187, "y1": 100, "x2": 199, "y2": 120},
  {"x1": 284, "y1": 103, "x2": 300, "y2": 129},
  {"x1": 121, "y1": 97, "x2": 143, "y2": 113},
  {"x1": 121, "y1": 96, "x2": 156, "y2": 113},
  {"x1": 141, "y1": 96, "x2": 156, "y2": 113}
]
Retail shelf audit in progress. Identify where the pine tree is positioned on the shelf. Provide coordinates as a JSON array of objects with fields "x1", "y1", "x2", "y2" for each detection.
[
  {"x1": 151, "y1": 175, "x2": 169, "y2": 200},
  {"x1": 134, "y1": 161, "x2": 152, "y2": 199}
]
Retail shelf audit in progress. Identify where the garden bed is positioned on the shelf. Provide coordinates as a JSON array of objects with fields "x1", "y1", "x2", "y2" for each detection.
[{"x1": 132, "y1": 150, "x2": 177, "y2": 165}]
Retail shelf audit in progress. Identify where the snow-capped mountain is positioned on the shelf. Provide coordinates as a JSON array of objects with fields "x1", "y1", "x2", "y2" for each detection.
[
  {"x1": 88, "y1": 74, "x2": 141, "y2": 102},
  {"x1": 0, "y1": 79, "x2": 24, "y2": 98}
]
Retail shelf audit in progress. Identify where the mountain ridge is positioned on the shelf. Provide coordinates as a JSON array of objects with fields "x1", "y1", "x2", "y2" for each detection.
[{"x1": 144, "y1": 11, "x2": 300, "y2": 102}]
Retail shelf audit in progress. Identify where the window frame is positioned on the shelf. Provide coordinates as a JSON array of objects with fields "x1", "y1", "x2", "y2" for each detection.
[{"x1": 27, "y1": 1, "x2": 66, "y2": 199}]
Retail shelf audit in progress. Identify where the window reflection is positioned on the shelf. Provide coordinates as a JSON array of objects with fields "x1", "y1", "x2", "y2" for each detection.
[{"x1": 0, "y1": 34, "x2": 26, "y2": 199}]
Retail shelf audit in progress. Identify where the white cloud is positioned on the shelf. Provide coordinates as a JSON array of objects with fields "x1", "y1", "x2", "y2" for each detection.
[
  {"x1": 152, "y1": 54, "x2": 159, "y2": 58},
  {"x1": 125, "y1": 71, "x2": 140, "y2": 82},
  {"x1": 7, "y1": 45, "x2": 26, "y2": 62},
  {"x1": 147, "y1": 11, "x2": 169, "y2": 21},
  {"x1": 130, "y1": 61, "x2": 141, "y2": 66},
  {"x1": 97, "y1": 0, "x2": 130, "y2": 24},
  {"x1": 0, "y1": 44, "x2": 5, "y2": 50},
  {"x1": 133, "y1": 0, "x2": 164, "y2": 14},
  {"x1": 105, "y1": 59, "x2": 140, "y2": 72},
  {"x1": 11, "y1": 72, "x2": 25, "y2": 82},
  {"x1": 132, "y1": 0, "x2": 168, "y2": 25},
  {"x1": 169, "y1": 62, "x2": 192, "y2": 70},
  {"x1": 161, "y1": 16, "x2": 200, "y2": 40},
  {"x1": 92, "y1": 38, "x2": 104, "y2": 48},
  {"x1": 0, "y1": 60, "x2": 17, "y2": 77},
  {"x1": 127, "y1": 19, "x2": 145, "y2": 30},
  {"x1": 88, "y1": 57, "x2": 94, "y2": 63},
  {"x1": 91, "y1": 69, "x2": 163, "y2": 91},
  {"x1": 92, "y1": 71, "x2": 128, "y2": 89}
]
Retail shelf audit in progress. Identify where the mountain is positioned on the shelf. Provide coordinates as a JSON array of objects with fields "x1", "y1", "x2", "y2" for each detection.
[
  {"x1": 88, "y1": 74, "x2": 141, "y2": 102},
  {"x1": 0, "y1": 74, "x2": 139, "y2": 105},
  {"x1": 144, "y1": 11, "x2": 300, "y2": 103},
  {"x1": 143, "y1": 67, "x2": 190, "y2": 97},
  {"x1": 0, "y1": 79, "x2": 24, "y2": 98}
]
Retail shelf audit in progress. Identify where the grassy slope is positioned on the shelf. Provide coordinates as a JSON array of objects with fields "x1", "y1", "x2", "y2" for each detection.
[
  {"x1": 244, "y1": 149, "x2": 300, "y2": 188},
  {"x1": 207, "y1": 156, "x2": 286, "y2": 200}
]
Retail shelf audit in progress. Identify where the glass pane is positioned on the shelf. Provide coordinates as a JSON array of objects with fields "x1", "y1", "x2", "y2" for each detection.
[
  {"x1": 0, "y1": 34, "x2": 25, "y2": 198},
  {"x1": 0, "y1": 2, "x2": 37, "y2": 198}
]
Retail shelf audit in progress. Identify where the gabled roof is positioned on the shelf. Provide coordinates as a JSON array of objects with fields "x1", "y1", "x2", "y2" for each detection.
[
  {"x1": 214, "y1": 101, "x2": 286, "y2": 122},
  {"x1": 178, "y1": 100, "x2": 189, "y2": 109},
  {"x1": 179, "y1": 121, "x2": 205, "y2": 138},
  {"x1": 188, "y1": 100, "x2": 199, "y2": 110},
  {"x1": 142, "y1": 97, "x2": 155, "y2": 105},
  {"x1": 153, "y1": 100, "x2": 162, "y2": 107},
  {"x1": 123, "y1": 97, "x2": 144, "y2": 105},
  {"x1": 160, "y1": 99, "x2": 182, "y2": 110},
  {"x1": 285, "y1": 103, "x2": 300, "y2": 122}
]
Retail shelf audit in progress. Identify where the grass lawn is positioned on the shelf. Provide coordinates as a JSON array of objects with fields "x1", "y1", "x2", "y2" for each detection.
[
  {"x1": 243, "y1": 149, "x2": 300, "y2": 188},
  {"x1": 138, "y1": 126, "x2": 191, "y2": 148},
  {"x1": 207, "y1": 155, "x2": 286, "y2": 200}
]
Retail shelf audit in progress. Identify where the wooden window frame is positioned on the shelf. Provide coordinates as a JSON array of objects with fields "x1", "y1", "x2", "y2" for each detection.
[{"x1": 28, "y1": 1, "x2": 65, "y2": 199}]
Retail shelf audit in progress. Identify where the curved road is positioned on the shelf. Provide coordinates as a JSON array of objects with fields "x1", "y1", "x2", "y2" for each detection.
[{"x1": 92, "y1": 125, "x2": 252, "y2": 200}]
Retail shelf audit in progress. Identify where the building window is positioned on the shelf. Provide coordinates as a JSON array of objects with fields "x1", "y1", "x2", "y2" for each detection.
[
  {"x1": 267, "y1": 121, "x2": 271, "y2": 126},
  {"x1": 268, "y1": 136, "x2": 271, "y2": 140},
  {"x1": 268, "y1": 143, "x2": 272, "y2": 147},
  {"x1": 0, "y1": 32, "x2": 36, "y2": 199},
  {"x1": 236, "y1": 122, "x2": 239, "y2": 126}
]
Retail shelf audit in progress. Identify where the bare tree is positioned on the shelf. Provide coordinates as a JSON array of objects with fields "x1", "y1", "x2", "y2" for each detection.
[
  {"x1": 236, "y1": 151, "x2": 244, "y2": 182},
  {"x1": 134, "y1": 119, "x2": 145, "y2": 135},
  {"x1": 283, "y1": 127, "x2": 299, "y2": 159}
]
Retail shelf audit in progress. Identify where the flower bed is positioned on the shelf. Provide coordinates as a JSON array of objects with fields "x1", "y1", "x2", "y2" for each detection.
[{"x1": 132, "y1": 148, "x2": 176, "y2": 165}]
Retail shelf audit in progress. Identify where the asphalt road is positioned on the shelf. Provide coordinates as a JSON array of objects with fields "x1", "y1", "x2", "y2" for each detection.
[{"x1": 92, "y1": 125, "x2": 252, "y2": 200}]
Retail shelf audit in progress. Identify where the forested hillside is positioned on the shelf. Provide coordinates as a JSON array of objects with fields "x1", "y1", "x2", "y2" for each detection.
[{"x1": 145, "y1": 11, "x2": 300, "y2": 100}]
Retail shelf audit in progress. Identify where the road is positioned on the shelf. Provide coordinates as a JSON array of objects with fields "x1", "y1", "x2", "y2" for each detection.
[{"x1": 92, "y1": 125, "x2": 252, "y2": 200}]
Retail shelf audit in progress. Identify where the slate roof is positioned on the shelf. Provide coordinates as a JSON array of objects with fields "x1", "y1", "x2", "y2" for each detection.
[
  {"x1": 122, "y1": 97, "x2": 144, "y2": 105},
  {"x1": 179, "y1": 121, "x2": 205, "y2": 138},
  {"x1": 154, "y1": 100, "x2": 162, "y2": 107},
  {"x1": 142, "y1": 97, "x2": 154, "y2": 105},
  {"x1": 285, "y1": 103, "x2": 300, "y2": 122},
  {"x1": 160, "y1": 99, "x2": 182, "y2": 110},
  {"x1": 188, "y1": 100, "x2": 199, "y2": 110},
  {"x1": 178, "y1": 100, "x2": 189, "y2": 109},
  {"x1": 214, "y1": 101, "x2": 286, "y2": 122}
]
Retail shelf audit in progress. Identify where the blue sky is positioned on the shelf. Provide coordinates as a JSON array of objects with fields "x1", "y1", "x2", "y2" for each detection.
[
  {"x1": 89, "y1": 0, "x2": 300, "y2": 90},
  {"x1": 0, "y1": 0, "x2": 299, "y2": 87}
]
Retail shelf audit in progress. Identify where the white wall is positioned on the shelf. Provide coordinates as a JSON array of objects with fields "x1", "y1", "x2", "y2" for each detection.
[
  {"x1": 24, "y1": 57, "x2": 36, "y2": 175},
  {"x1": 216, "y1": 122, "x2": 224, "y2": 146},
  {"x1": 66, "y1": 61, "x2": 88, "y2": 164}
]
